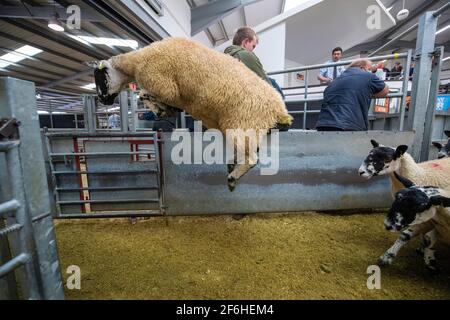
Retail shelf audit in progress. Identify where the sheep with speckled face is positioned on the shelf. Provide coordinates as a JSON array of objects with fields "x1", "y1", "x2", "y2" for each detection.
[
  {"x1": 90, "y1": 38, "x2": 293, "y2": 191},
  {"x1": 379, "y1": 172, "x2": 450, "y2": 274}
]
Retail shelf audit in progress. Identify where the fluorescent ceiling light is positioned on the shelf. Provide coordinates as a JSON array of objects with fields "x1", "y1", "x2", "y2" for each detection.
[
  {"x1": 436, "y1": 25, "x2": 450, "y2": 35},
  {"x1": 81, "y1": 83, "x2": 96, "y2": 90},
  {"x1": 0, "y1": 45, "x2": 42, "y2": 69},
  {"x1": 387, "y1": 6, "x2": 393, "y2": 12},
  {"x1": 38, "y1": 111, "x2": 49, "y2": 115},
  {"x1": 443, "y1": 56, "x2": 450, "y2": 62},
  {"x1": 69, "y1": 35, "x2": 139, "y2": 49},
  {"x1": 48, "y1": 14, "x2": 65, "y2": 32}
]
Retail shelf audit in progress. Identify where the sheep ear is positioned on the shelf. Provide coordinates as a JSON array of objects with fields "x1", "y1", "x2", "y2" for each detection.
[
  {"x1": 394, "y1": 145, "x2": 408, "y2": 159},
  {"x1": 394, "y1": 171, "x2": 415, "y2": 188},
  {"x1": 432, "y1": 142, "x2": 443, "y2": 149},
  {"x1": 430, "y1": 195, "x2": 450, "y2": 207},
  {"x1": 370, "y1": 140, "x2": 379, "y2": 148},
  {"x1": 445, "y1": 130, "x2": 450, "y2": 138},
  {"x1": 84, "y1": 61, "x2": 100, "y2": 69}
]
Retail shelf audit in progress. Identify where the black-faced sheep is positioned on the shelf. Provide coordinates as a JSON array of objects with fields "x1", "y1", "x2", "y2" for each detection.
[
  {"x1": 90, "y1": 37, "x2": 293, "y2": 191},
  {"x1": 432, "y1": 130, "x2": 450, "y2": 159},
  {"x1": 378, "y1": 172, "x2": 450, "y2": 274}
]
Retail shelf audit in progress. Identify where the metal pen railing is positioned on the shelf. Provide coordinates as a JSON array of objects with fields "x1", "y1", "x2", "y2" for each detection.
[{"x1": 267, "y1": 51, "x2": 413, "y2": 131}]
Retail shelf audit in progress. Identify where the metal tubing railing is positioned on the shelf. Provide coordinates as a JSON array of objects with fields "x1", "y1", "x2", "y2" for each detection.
[
  {"x1": 0, "y1": 141, "x2": 20, "y2": 152},
  {"x1": 433, "y1": 2, "x2": 450, "y2": 17},
  {"x1": 52, "y1": 170, "x2": 158, "y2": 175},
  {"x1": 55, "y1": 186, "x2": 158, "y2": 192},
  {"x1": 49, "y1": 152, "x2": 155, "y2": 157},
  {"x1": 0, "y1": 199, "x2": 20, "y2": 216},
  {"x1": 399, "y1": 49, "x2": 413, "y2": 131},
  {"x1": 268, "y1": 53, "x2": 408, "y2": 76},
  {"x1": 0, "y1": 253, "x2": 30, "y2": 279},
  {"x1": 57, "y1": 199, "x2": 159, "y2": 205},
  {"x1": 57, "y1": 211, "x2": 162, "y2": 219}
]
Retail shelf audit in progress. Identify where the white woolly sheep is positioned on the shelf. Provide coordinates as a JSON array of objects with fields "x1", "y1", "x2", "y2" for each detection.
[
  {"x1": 89, "y1": 37, "x2": 293, "y2": 192},
  {"x1": 432, "y1": 130, "x2": 450, "y2": 159},
  {"x1": 379, "y1": 172, "x2": 450, "y2": 274}
]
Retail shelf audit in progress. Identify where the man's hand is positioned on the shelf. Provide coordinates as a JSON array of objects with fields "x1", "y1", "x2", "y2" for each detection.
[{"x1": 373, "y1": 85, "x2": 390, "y2": 98}]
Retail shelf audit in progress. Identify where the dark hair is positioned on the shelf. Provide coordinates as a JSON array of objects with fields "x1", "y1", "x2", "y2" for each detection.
[
  {"x1": 332, "y1": 47, "x2": 343, "y2": 55},
  {"x1": 233, "y1": 27, "x2": 257, "y2": 46}
]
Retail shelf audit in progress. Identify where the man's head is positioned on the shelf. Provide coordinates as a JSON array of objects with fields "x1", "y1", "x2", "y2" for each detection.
[
  {"x1": 233, "y1": 27, "x2": 258, "y2": 52},
  {"x1": 332, "y1": 47, "x2": 343, "y2": 62},
  {"x1": 349, "y1": 59, "x2": 373, "y2": 72}
]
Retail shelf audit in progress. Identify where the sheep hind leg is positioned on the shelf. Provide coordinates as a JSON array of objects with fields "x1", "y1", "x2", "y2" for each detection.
[{"x1": 423, "y1": 229, "x2": 439, "y2": 275}]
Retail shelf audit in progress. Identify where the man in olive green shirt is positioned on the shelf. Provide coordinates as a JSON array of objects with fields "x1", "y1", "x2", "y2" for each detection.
[
  {"x1": 224, "y1": 27, "x2": 271, "y2": 84},
  {"x1": 224, "y1": 27, "x2": 285, "y2": 99}
]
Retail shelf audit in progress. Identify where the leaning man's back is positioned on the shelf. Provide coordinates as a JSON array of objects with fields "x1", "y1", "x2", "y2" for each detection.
[{"x1": 316, "y1": 67, "x2": 386, "y2": 131}]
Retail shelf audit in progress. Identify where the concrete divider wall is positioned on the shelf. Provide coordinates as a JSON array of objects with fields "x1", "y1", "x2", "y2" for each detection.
[{"x1": 162, "y1": 130, "x2": 415, "y2": 215}]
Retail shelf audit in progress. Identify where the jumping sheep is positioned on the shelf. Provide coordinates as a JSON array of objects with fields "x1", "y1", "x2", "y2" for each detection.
[
  {"x1": 90, "y1": 37, "x2": 293, "y2": 191},
  {"x1": 379, "y1": 172, "x2": 450, "y2": 274},
  {"x1": 432, "y1": 130, "x2": 450, "y2": 159}
]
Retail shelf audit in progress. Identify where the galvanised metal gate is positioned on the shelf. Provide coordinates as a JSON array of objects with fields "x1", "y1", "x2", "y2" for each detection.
[
  {"x1": 45, "y1": 131, "x2": 166, "y2": 219},
  {"x1": 0, "y1": 134, "x2": 43, "y2": 299}
]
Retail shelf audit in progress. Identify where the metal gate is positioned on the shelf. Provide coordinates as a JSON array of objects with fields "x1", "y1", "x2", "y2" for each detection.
[
  {"x1": 0, "y1": 133, "x2": 43, "y2": 299},
  {"x1": 45, "y1": 131, "x2": 166, "y2": 219}
]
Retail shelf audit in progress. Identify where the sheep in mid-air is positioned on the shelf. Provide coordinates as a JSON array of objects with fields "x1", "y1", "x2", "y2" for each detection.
[{"x1": 90, "y1": 37, "x2": 293, "y2": 191}]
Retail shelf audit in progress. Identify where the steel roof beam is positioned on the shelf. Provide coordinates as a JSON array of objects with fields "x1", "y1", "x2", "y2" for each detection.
[
  {"x1": 191, "y1": 0, "x2": 263, "y2": 36},
  {"x1": 0, "y1": 4, "x2": 107, "y2": 21}
]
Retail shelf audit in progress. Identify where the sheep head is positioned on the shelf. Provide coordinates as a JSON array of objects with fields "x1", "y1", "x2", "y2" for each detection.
[
  {"x1": 358, "y1": 140, "x2": 407, "y2": 179},
  {"x1": 87, "y1": 60, "x2": 130, "y2": 106},
  {"x1": 384, "y1": 172, "x2": 450, "y2": 232}
]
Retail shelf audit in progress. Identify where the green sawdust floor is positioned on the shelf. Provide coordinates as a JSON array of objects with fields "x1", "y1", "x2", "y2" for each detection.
[{"x1": 55, "y1": 213, "x2": 450, "y2": 300}]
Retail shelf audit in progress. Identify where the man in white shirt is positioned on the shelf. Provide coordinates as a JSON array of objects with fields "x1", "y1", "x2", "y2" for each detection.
[
  {"x1": 318, "y1": 47, "x2": 346, "y2": 84},
  {"x1": 108, "y1": 113, "x2": 121, "y2": 129}
]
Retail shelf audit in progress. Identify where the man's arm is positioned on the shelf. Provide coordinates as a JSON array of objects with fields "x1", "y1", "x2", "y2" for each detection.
[
  {"x1": 373, "y1": 85, "x2": 389, "y2": 98},
  {"x1": 318, "y1": 75, "x2": 332, "y2": 83},
  {"x1": 318, "y1": 67, "x2": 332, "y2": 83}
]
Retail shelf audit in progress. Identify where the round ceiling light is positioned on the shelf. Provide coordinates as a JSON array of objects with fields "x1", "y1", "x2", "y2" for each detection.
[{"x1": 48, "y1": 14, "x2": 65, "y2": 32}]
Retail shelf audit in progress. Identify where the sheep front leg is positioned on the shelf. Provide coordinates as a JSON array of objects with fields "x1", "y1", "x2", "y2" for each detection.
[
  {"x1": 378, "y1": 229, "x2": 416, "y2": 266},
  {"x1": 227, "y1": 134, "x2": 260, "y2": 192},
  {"x1": 422, "y1": 229, "x2": 439, "y2": 275}
]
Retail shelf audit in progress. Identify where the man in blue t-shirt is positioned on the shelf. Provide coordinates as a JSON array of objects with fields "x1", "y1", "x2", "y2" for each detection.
[{"x1": 316, "y1": 59, "x2": 389, "y2": 131}]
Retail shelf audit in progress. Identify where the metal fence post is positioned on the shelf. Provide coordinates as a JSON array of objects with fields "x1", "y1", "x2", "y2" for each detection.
[
  {"x1": 420, "y1": 46, "x2": 444, "y2": 161},
  {"x1": 120, "y1": 91, "x2": 130, "y2": 133},
  {"x1": 84, "y1": 95, "x2": 96, "y2": 134},
  {"x1": 407, "y1": 11, "x2": 438, "y2": 161}
]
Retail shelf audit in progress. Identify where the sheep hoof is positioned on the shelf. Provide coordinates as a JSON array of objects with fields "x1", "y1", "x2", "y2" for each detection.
[
  {"x1": 426, "y1": 261, "x2": 440, "y2": 276},
  {"x1": 377, "y1": 253, "x2": 394, "y2": 266},
  {"x1": 227, "y1": 176, "x2": 236, "y2": 192}
]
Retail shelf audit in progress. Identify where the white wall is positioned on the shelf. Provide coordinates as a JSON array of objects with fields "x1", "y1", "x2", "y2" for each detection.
[{"x1": 254, "y1": 22, "x2": 286, "y2": 86}]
